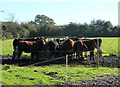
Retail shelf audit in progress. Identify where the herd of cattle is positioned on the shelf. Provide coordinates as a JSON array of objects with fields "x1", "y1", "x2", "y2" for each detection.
[{"x1": 12, "y1": 37, "x2": 102, "y2": 61}]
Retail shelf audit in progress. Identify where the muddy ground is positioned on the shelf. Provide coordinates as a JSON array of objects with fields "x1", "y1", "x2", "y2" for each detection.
[
  {"x1": 1, "y1": 55, "x2": 120, "y2": 86},
  {"x1": 1, "y1": 55, "x2": 119, "y2": 67}
]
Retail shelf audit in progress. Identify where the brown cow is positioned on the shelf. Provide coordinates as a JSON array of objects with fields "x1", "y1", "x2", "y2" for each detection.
[
  {"x1": 73, "y1": 39, "x2": 102, "y2": 61},
  {"x1": 58, "y1": 38, "x2": 74, "y2": 57},
  {"x1": 12, "y1": 38, "x2": 46, "y2": 59}
]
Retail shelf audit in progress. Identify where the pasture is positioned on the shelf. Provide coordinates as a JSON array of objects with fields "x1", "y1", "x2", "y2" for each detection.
[
  {"x1": 0, "y1": 37, "x2": 119, "y2": 56},
  {"x1": 1, "y1": 64, "x2": 118, "y2": 85},
  {"x1": 1, "y1": 37, "x2": 119, "y2": 86}
]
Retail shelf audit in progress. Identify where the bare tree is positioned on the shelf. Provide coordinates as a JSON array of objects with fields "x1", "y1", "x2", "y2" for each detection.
[{"x1": 8, "y1": 13, "x2": 15, "y2": 22}]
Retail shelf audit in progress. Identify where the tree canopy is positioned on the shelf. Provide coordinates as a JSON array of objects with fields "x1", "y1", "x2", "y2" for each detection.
[
  {"x1": 34, "y1": 14, "x2": 55, "y2": 25},
  {"x1": 2, "y1": 14, "x2": 120, "y2": 39}
]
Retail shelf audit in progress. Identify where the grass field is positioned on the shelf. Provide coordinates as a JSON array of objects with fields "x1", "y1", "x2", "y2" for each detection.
[
  {"x1": 0, "y1": 37, "x2": 119, "y2": 56},
  {"x1": 101, "y1": 37, "x2": 119, "y2": 56},
  {"x1": 1, "y1": 37, "x2": 119, "y2": 86},
  {"x1": 1, "y1": 64, "x2": 118, "y2": 85}
]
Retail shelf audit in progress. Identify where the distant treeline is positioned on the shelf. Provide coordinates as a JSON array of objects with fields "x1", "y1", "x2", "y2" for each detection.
[{"x1": 2, "y1": 14, "x2": 120, "y2": 39}]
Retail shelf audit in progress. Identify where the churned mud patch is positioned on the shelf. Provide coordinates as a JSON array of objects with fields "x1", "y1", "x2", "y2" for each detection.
[
  {"x1": 56, "y1": 75, "x2": 120, "y2": 86},
  {"x1": 1, "y1": 55, "x2": 119, "y2": 68}
]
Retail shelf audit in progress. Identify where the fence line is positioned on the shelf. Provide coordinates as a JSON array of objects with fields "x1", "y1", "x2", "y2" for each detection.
[
  {"x1": 1, "y1": 50, "x2": 119, "y2": 58},
  {"x1": 25, "y1": 56, "x2": 66, "y2": 67},
  {"x1": 97, "y1": 39, "x2": 99, "y2": 68},
  {"x1": 1, "y1": 50, "x2": 119, "y2": 53},
  {"x1": 1, "y1": 50, "x2": 102, "y2": 53},
  {"x1": 66, "y1": 55, "x2": 68, "y2": 84}
]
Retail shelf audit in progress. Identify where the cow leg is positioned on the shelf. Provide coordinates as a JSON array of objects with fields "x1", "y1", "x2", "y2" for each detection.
[
  {"x1": 36, "y1": 52, "x2": 40, "y2": 59},
  {"x1": 80, "y1": 52, "x2": 83, "y2": 57},
  {"x1": 31, "y1": 52, "x2": 35, "y2": 59},
  {"x1": 83, "y1": 52, "x2": 88, "y2": 60},
  {"x1": 73, "y1": 52, "x2": 76, "y2": 59},
  {"x1": 17, "y1": 52, "x2": 22, "y2": 59},
  {"x1": 54, "y1": 52, "x2": 57, "y2": 58},
  {"x1": 12, "y1": 45, "x2": 17, "y2": 60},
  {"x1": 76, "y1": 52, "x2": 79, "y2": 59},
  {"x1": 80, "y1": 52, "x2": 84, "y2": 61},
  {"x1": 99, "y1": 47, "x2": 102, "y2": 57},
  {"x1": 12, "y1": 51, "x2": 16, "y2": 60},
  {"x1": 49, "y1": 51, "x2": 53, "y2": 58},
  {"x1": 71, "y1": 53, "x2": 74, "y2": 60},
  {"x1": 58, "y1": 51, "x2": 63, "y2": 57},
  {"x1": 90, "y1": 50, "x2": 94, "y2": 60},
  {"x1": 84, "y1": 52, "x2": 87, "y2": 58},
  {"x1": 52, "y1": 51, "x2": 55, "y2": 58},
  {"x1": 55, "y1": 51, "x2": 59, "y2": 58}
]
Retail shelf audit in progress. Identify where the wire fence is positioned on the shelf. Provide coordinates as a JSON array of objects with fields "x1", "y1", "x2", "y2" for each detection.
[
  {"x1": 1, "y1": 37, "x2": 119, "y2": 67},
  {"x1": 1, "y1": 50, "x2": 119, "y2": 59},
  {"x1": 1, "y1": 37, "x2": 119, "y2": 56}
]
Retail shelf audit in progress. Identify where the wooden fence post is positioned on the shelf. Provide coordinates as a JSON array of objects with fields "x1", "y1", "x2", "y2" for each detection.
[
  {"x1": 66, "y1": 55, "x2": 68, "y2": 84},
  {"x1": 97, "y1": 39, "x2": 99, "y2": 68}
]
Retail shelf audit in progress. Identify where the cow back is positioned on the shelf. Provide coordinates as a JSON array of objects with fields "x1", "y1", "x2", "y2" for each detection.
[{"x1": 13, "y1": 38, "x2": 46, "y2": 53}]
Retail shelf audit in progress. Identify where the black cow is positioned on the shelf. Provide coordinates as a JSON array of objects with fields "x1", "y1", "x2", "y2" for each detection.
[{"x1": 46, "y1": 39, "x2": 60, "y2": 58}]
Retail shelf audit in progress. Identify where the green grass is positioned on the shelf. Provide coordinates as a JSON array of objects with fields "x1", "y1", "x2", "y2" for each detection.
[
  {"x1": 0, "y1": 37, "x2": 119, "y2": 56},
  {"x1": 0, "y1": 38, "x2": 65, "y2": 56},
  {"x1": 1, "y1": 64, "x2": 118, "y2": 85},
  {"x1": 1, "y1": 39, "x2": 30, "y2": 56},
  {"x1": 1, "y1": 38, "x2": 119, "y2": 85},
  {"x1": 101, "y1": 37, "x2": 119, "y2": 56},
  {"x1": 1, "y1": 39, "x2": 13, "y2": 55}
]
